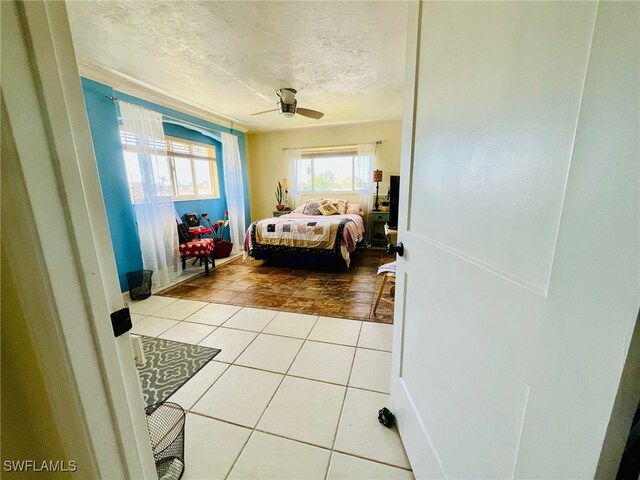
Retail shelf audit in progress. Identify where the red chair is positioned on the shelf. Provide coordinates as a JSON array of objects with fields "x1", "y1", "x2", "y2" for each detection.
[{"x1": 177, "y1": 223, "x2": 215, "y2": 275}]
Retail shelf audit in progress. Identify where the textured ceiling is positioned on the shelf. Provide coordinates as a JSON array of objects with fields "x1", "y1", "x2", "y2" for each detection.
[{"x1": 67, "y1": 1, "x2": 409, "y2": 132}]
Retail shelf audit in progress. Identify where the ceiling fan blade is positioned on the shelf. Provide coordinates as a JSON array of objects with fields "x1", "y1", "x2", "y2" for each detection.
[
  {"x1": 250, "y1": 108, "x2": 279, "y2": 116},
  {"x1": 296, "y1": 107, "x2": 325, "y2": 119}
]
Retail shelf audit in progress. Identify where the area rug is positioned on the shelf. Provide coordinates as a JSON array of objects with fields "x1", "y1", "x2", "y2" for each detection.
[{"x1": 136, "y1": 335, "x2": 221, "y2": 408}]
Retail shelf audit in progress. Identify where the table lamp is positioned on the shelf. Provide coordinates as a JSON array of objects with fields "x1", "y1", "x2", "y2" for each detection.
[
  {"x1": 373, "y1": 169, "x2": 383, "y2": 211},
  {"x1": 282, "y1": 178, "x2": 290, "y2": 210}
]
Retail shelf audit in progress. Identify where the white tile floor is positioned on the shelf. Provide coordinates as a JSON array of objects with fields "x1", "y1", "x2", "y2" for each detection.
[{"x1": 129, "y1": 295, "x2": 412, "y2": 480}]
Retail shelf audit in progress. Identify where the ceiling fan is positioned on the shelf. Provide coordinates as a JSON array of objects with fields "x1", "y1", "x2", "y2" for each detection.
[{"x1": 251, "y1": 88, "x2": 324, "y2": 119}]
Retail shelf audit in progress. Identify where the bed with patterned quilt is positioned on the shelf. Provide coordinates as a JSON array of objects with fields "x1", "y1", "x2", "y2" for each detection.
[{"x1": 243, "y1": 200, "x2": 365, "y2": 268}]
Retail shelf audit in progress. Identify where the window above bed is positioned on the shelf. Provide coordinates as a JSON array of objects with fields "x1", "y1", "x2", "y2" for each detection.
[{"x1": 296, "y1": 148, "x2": 366, "y2": 194}]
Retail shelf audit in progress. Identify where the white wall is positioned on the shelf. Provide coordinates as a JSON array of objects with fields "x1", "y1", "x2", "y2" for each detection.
[{"x1": 246, "y1": 120, "x2": 402, "y2": 220}]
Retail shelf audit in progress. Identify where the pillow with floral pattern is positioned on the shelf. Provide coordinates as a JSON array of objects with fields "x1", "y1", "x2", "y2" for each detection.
[{"x1": 302, "y1": 200, "x2": 324, "y2": 215}]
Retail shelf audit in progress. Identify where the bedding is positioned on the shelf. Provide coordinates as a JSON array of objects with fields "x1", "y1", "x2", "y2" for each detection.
[
  {"x1": 302, "y1": 200, "x2": 324, "y2": 216},
  {"x1": 318, "y1": 203, "x2": 339, "y2": 216},
  {"x1": 244, "y1": 213, "x2": 365, "y2": 267},
  {"x1": 294, "y1": 198, "x2": 350, "y2": 214}
]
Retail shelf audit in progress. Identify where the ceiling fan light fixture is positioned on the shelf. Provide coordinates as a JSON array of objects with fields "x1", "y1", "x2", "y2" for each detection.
[{"x1": 251, "y1": 87, "x2": 324, "y2": 120}]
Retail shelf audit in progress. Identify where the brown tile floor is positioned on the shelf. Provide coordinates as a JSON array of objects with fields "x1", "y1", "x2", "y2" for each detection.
[{"x1": 159, "y1": 248, "x2": 396, "y2": 323}]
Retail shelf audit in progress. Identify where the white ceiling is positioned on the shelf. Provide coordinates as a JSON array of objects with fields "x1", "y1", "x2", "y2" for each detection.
[{"x1": 67, "y1": 1, "x2": 409, "y2": 132}]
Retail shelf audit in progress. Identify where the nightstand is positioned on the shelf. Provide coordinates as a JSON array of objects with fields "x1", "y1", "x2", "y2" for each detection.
[
  {"x1": 272, "y1": 210, "x2": 290, "y2": 217},
  {"x1": 368, "y1": 211, "x2": 389, "y2": 247}
]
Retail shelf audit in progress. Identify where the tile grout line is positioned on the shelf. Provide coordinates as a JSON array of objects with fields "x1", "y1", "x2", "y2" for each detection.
[
  {"x1": 185, "y1": 411, "x2": 412, "y2": 473},
  {"x1": 146, "y1": 302, "x2": 392, "y2": 353},
  {"x1": 220, "y1": 316, "x2": 319, "y2": 478},
  {"x1": 222, "y1": 314, "x2": 320, "y2": 480},
  {"x1": 133, "y1": 317, "x2": 182, "y2": 338},
  {"x1": 210, "y1": 306, "x2": 278, "y2": 335},
  {"x1": 135, "y1": 294, "x2": 397, "y2": 475},
  {"x1": 179, "y1": 361, "x2": 231, "y2": 413},
  {"x1": 128, "y1": 299, "x2": 179, "y2": 318},
  {"x1": 194, "y1": 317, "x2": 267, "y2": 480},
  {"x1": 330, "y1": 449, "x2": 414, "y2": 473},
  {"x1": 323, "y1": 320, "x2": 365, "y2": 480},
  {"x1": 147, "y1": 297, "x2": 210, "y2": 321},
  {"x1": 185, "y1": 307, "x2": 269, "y2": 414},
  {"x1": 137, "y1": 313, "x2": 391, "y2": 394},
  {"x1": 132, "y1": 299, "x2": 209, "y2": 336},
  {"x1": 186, "y1": 358, "x2": 392, "y2": 396}
]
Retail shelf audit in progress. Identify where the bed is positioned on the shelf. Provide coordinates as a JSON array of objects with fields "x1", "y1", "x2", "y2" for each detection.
[{"x1": 243, "y1": 211, "x2": 365, "y2": 268}]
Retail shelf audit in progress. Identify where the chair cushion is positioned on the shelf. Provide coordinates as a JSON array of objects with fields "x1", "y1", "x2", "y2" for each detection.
[{"x1": 180, "y1": 238, "x2": 215, "y2": 257}]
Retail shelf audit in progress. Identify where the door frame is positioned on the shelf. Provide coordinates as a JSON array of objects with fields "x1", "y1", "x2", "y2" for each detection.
[
  {"x1": 2, "y1": 1, "x2": 156, "y2": 477},
  {"x1": 390, "y1": 1, "x2": 447, "y2": 477}
]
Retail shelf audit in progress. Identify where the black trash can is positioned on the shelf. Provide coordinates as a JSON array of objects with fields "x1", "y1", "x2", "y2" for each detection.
[
  {"x1": 127, "y1": 270, "x2": 153, "y2": 301},
  {"x1": 145, "y1": 402, "x2": 186, "y2": 480}
]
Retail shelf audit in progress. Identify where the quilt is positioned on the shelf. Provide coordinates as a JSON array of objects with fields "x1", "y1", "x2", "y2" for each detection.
[{"x1": 244, "y1": 213, "x2": 365, "y2": 261}]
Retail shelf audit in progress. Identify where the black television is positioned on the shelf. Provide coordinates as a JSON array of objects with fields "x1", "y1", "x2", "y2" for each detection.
[{"x1": 389, "y1": 175, "x2": 400, "y2": 229}]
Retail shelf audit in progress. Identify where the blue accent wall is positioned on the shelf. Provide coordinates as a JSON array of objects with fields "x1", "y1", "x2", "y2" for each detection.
[
  {"x1": 163, "y1": 123, "x2": 230, "y2": 242},
  {"x1": 82, "y1": 79, "x2": 143, "y2": 291},
  {"x1": 80, "y1": 78, "x2": 250, "y2": 292}
]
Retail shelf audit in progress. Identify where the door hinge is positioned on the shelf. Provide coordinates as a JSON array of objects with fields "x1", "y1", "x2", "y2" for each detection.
[{"x1": 110, "y1": 307, "x2": 133, "y2": 337}]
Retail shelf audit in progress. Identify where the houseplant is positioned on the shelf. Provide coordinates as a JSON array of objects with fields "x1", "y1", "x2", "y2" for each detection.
[
  {"x1": 200, "y1": 211, "x2": 233, "y2": 258},
  {"x1": 381, "y1": 187, "x2": 390, "y2": 212},
  {"x1": 275, "y1": 181, "x2": 285, "y2": 211}
]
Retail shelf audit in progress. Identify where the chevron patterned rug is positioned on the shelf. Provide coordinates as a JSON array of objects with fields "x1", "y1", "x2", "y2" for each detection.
[{"x1": 136, "y1": 335, "x2": 221, "y2": 408}]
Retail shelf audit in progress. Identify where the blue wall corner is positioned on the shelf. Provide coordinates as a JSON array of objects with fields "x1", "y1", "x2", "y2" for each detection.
[
  {"x1": 80, "y1": 78, "x2": 250, "y2": 292},
  {"x1": 165, "y1": 125, "x2": 230, "y2": 241},
  {"x1": 81, "y1": 78, "x2": 143, "y2": 292}
]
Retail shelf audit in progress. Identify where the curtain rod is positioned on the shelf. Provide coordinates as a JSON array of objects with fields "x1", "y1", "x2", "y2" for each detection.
[
  {"x1": 106, "y1": 95, "x2": 234, "y2": 134},
  {"x1": 281, "y1": 141, "x2": 382, "y2": 151}
]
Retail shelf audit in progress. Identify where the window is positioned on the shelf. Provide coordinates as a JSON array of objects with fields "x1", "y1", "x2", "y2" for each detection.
[
  {"x1": 297, "y1": 148, "x2": 363, "y2": 193},
  {"x1": 120, "y1": 131, "x2": 220, "y2": 201}
]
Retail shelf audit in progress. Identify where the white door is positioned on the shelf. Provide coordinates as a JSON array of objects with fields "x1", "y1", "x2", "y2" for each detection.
[{"x1": 392, "y1": 2, "x2": 639, "y2": 478}]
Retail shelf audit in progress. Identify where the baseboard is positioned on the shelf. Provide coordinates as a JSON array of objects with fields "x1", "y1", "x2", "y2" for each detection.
[{"x1": 122, "y1": 253, "x2": 243, "y2": 303}]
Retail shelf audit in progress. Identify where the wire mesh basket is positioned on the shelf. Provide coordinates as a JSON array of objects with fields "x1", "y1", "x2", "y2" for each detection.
[
  {"x1": 126, "y1": 270, "x2": 153, "y2": 301},
  {"x1": 145, "y1": 402, "x2": 185, "y2": 480}
]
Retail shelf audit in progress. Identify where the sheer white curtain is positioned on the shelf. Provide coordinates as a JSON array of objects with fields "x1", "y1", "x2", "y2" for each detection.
[
  {"x1": 221, "y1": 132, "x2": 246, "y2": 254},
  {"x1": 356, "y1": 143, "x2": 376, "y2": 215},
  {"x1": 287, "y1": 148, "x2": 303, "y2": 209},
  {"x1": 120, "y1": 102, "x2": 179, "y2": 288}
]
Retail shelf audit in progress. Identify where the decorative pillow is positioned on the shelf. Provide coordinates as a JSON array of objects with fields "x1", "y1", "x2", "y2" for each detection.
[
  {"x1": 346, "y1": 203, "x2": 364, "y2": 215},
  {"x1": 323, "y1": 197, "x2": 348, "y2": 205},
  {"x1": 318, "y1": 203, "x2": 339, "y2": 216},
  {"x1": 332, "y1": 200, "x2": 348, "y2": 215},
  {"x1": 302, "y1": 200, "x2": 324, "y2": 215},
  {"x1": 318, "y1": 198, "x2": 348, "y2": 214},
  {"x1": 293, "y1": 204, "x2": 306, "y2": 213}
]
